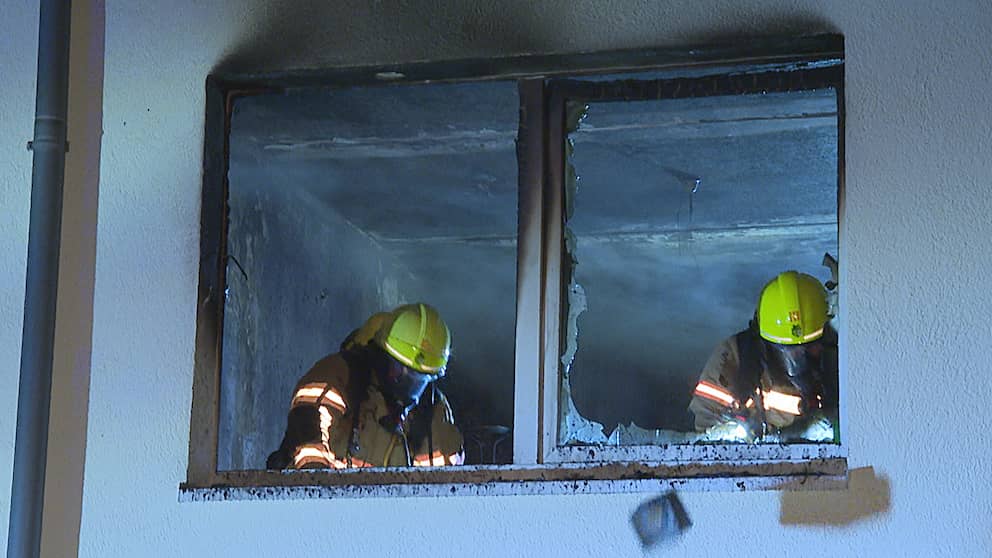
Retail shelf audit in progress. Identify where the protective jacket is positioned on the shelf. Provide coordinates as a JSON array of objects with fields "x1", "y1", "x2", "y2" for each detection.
[
  {"x1": 688, "y1": 326, "x2": 838, "y2": 435},
  {"x1": 267, "y1": 351, "x2": 464, "y2": 469}
]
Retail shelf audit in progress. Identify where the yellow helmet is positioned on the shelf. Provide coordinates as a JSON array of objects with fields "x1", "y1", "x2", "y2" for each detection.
[
  {"x1": 374, "y1": 303, "x2": 451, "y2": 374},
  {"x1": 756, "y1": 271, "x2": 829, "y2": 345}
]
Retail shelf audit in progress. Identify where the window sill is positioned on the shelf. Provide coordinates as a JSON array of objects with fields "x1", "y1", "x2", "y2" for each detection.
[{"x1": 179, "y1": 457, "x2": 847, "y2": 501}]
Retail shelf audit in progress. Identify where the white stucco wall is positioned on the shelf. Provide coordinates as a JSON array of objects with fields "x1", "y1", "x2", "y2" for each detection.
[{"x1": 3, "y1": 0, "x2": 992, "y2": 556}]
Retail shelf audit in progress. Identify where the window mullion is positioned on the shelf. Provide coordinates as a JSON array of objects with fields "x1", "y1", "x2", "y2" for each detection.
[
  {"x1": 539, "y1": 87, "x2": 567, "y2": 463},
  {"x1": 512, "y1": 78, "x2": 545, "y2": 465}
]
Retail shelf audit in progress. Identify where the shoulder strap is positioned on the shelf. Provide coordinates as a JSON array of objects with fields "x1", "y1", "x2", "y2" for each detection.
[
  {"x1": 340, "y1": 347, "x2": 371, "y2": 459},
  {"x1": 427, "y1": 384, "x2": 436, "y2": 463},
  {"x1": 733, "y1": 329, "x2": 763, "y2": 402}
]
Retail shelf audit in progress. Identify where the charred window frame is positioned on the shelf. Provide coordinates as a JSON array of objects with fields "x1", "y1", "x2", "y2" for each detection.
[
  {"x1": 183, "y1": 34, "x2": 848, "y2": 501},
  {"x1": 539, "y1": 66, "x2": 846, "y2": 464}
]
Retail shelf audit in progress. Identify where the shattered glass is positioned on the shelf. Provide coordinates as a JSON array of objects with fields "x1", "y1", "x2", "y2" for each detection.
[{"x1": 556, "y1": 86, "x2": 840, "y2": 447}]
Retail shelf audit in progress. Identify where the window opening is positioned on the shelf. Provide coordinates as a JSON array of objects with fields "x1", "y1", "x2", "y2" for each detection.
[
  {"x1": 219, "y1": 80, "x2": 520, "y2": 470},
  {"x1": 187, "y1": 35, "x2": 848, "y2": 498},
  {"x1": 555, "y1": 69, "x2": 841, "y2": 448}
]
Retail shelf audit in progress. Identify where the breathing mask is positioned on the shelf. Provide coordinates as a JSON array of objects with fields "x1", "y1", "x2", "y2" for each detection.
[{"x1": 374, "y1": 352, "x2": 436, "y2": 431}]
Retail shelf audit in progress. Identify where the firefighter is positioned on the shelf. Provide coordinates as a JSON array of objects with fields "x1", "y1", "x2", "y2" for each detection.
[
  {"x1": 688, "y1": 271, "x2": 838, "y2": 441},
  {"x1": 267, "y1": 303, "x2": 465, "y2": 469}
]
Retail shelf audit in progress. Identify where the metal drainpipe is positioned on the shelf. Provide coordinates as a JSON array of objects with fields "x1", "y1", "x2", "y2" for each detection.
[{"x1": 8, "y1": 1, "x2": 72, "y2": 557}]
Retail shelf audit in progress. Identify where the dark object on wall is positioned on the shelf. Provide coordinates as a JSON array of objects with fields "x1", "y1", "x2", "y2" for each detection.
[{"x1": 631, "y1": 491, "x2": 693, "y2": 548}]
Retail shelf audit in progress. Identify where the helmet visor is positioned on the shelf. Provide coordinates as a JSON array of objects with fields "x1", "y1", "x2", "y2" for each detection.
[{"x1": 382, "y1": 336, "x2": 448, "y2": 374}]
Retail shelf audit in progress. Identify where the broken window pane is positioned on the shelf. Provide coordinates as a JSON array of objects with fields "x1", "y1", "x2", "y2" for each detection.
[
  {"x1": 558, "y1": 82, "x2": 840, "y2": 446},
  {"x1": 220, "y1": 81, "x2": 519, "y2": 470}
]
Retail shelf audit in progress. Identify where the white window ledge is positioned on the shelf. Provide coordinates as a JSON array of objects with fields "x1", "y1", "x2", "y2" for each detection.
[{"x1": 179, "y1": 458, "x2": 847, "y2": 501}]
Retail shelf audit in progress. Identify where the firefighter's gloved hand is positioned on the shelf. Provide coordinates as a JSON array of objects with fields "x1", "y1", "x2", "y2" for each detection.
[
  {"x1": 776, "y1": 411, "x2": 835, "y2": 442},
  {"x1": 703, "y1": 419, "x2": 753, "y2": 442},
  {"x1": 799, "y1": 412, "x2": 835, "y2": 442}
]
